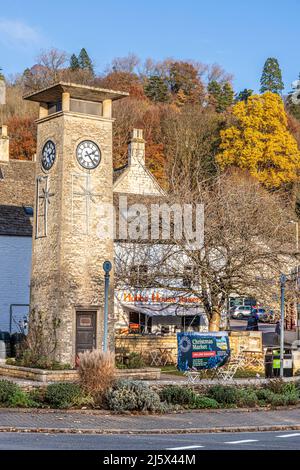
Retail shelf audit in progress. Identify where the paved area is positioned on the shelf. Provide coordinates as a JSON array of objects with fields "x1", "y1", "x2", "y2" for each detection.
[
  {"x1": 231, "y1": 319, "x2": 276, "y2": 346},
  {"x1": 1, "y1": 407, "x2": 300, "y2": 434},
  {"x1": 0, "y1": 430, "x2": 300, "y2": 450}
]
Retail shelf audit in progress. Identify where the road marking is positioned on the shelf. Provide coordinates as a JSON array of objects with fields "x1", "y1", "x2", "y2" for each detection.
[
  {"x1": 276, "y1": 434, "x2": 300, "y2": 438},
  {"x1": 225, "y1": 439, "x2": 258, "y2": 445},
  {"x1": 166, "y1": 445, "x2": 205, "y2": 450}
]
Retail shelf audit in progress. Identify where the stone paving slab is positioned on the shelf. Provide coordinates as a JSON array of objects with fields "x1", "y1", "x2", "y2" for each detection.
[{"x1": 0, "y1": 408, "x2": 300, "y2": 434}]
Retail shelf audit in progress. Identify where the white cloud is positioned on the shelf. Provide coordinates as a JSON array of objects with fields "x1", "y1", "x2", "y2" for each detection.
[{"x1": 0, "y1": 18, "x2": 40, "y2": 47}]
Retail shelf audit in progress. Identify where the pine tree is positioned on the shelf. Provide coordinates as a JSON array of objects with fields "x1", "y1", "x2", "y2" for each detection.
[
  {"x1": 207, "y1": 81, "x2": 234, "y2": 112},
  {"x1": 144, "y1": 75, "x2": 170, "y2": 102},
  {"x1": 70, "y1": 54, "x2": 80, "y2": 71},
  {"x1": 78, "y1": 48, "x2": 94, "y2": 75},
  {"x1": 222, "y1": 82, "x2": 234, "y2": 110},
  {"x1": 235, "y1": 89, "x2": 253, "y2": 102},
  {"x1": 0, "y1": 68, "x2": 4, "y2": 80},
  {"x1": 260, "y1": 58, "x2": 284, "y2": 95},
  {"x1": 217, "y1": 92, "x2": 300, "y2": 188}
]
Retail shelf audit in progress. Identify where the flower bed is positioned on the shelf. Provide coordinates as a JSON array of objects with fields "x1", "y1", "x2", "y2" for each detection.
[{"x1": 1, "y1": 378, "x2": 300, "y2": 413}]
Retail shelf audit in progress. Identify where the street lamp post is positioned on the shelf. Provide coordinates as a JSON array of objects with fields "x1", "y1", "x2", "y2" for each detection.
[
  {"x1": 103, "y1": 260, "x2": 112, "y2": 353},
  {"x1": 280, "y1": 273, "x2": 287, "y2": 379},
  {"x1": 290, "y1": 220, "x2": 300, "y2": 340}
]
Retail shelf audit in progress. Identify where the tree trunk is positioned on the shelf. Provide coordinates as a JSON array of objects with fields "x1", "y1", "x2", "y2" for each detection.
[{"x1": 209, "y1": 307, "x2": 221, "y2": 332}]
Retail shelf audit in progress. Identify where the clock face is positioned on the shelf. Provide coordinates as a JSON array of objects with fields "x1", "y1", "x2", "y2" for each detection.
[
  {"x1": 76, "y1": 140, "x2": 101, "y2": 170},
  {"x1": 41, "y1": 140, "x2": 56, "y2": 171}
]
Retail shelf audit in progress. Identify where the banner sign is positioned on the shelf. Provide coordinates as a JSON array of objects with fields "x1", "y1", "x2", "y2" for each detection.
[{"x1": 177, "y1": 332, "x2": 230, "y2": 371}]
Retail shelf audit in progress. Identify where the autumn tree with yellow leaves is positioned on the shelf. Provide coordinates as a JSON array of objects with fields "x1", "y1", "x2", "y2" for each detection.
[{"x1": 217, "y1": 92, "x2": 300, "y2": 188}]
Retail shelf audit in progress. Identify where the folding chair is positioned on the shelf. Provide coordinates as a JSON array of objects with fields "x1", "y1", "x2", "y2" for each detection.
[
  {"x1": 214, "y1": 351, "x2": 245, "y2": 382},
  {"x1": 184, "y1": 369, "x2": 201, "y2": 384}
]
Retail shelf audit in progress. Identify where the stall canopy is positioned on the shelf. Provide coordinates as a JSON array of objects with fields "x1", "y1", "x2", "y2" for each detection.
[{"x1": 121, "y1": 303, "x2": 205, "y2": 317}]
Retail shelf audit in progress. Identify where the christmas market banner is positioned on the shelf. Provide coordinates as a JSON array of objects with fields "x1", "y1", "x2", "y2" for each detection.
[{"x1": 177, "y1": 332, "x2": 230, "y2": 371}]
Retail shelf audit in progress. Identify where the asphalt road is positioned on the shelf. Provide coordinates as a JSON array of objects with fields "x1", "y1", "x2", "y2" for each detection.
[
  {"x1": 0, "y1": 431, "x2": 300, "y2": 450},
  {"x1": 230, "y1": 319, "x2": 276, "y2": 346}
]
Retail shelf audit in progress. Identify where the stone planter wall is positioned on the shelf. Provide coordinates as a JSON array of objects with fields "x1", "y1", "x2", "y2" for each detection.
[
  {"x1": 116, "y1": 334, "x2": 178, "y2": 364},
  {"x1": 0, "y1": 364, "x2": 161, "y2": 383}
]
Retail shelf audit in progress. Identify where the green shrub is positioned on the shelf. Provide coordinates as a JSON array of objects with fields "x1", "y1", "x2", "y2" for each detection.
[
  {"x1": 127, "y1": 353, "x2": 145, "y2": 369},
  {"x1": 236, "y1": 388, "x2": 258, "y2": 408},
  {"x1": 45, "y1": 382, "x2": 83, "y2": 409},
  {"x1": 8, "y1": 389, "x2": 35, "y2": 408},
  {"x1": 256, "y1": 388, "x2": 275, "y2": 403},
  {"x1": 207, "y1": 385, "x2": 239, "y2": 405},
  {"x1": 9, "y1": 349, "x2": 71, "y2": 371},
  {"x1": 0, "y1": 380, "x2": 20, "y2": 404},
  {"x1": 106, "y1": 380, "x2": 163, "y2": 413},
  {"x1": 0, "y1": 380, "x2": 34, "y2": 408},
  {"x1": 280, "y1": 382, "x2": 299, "y2": 396},
  {"x1": 257, "y1": 386, "x2": 299, "y2": 407},
  {"x1": 270, "y1": 392, "x2": 299, "y2": 407},
  {"x1": 116, "y1": 353, "x2": 146, "y2": 370},
  {"x1": 159, "y1": 385, "x2": 197, "y2": 407},
  {"x1": 192, "y1": 396, "x2": 220, "y2": 409}
]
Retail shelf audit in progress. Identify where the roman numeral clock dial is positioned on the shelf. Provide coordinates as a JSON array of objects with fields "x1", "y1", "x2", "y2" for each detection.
[
  {"x1": 76, "y1": 140, "x2": 101, "y2": 170},
  {"x1": 41, "y1": 140, "x2": 56, "y2": 171}
]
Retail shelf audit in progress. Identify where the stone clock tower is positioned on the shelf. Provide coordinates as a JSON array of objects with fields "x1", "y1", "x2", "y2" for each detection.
[{"x1": 25, "y1": 83, "x2": 128, "y2": 364}]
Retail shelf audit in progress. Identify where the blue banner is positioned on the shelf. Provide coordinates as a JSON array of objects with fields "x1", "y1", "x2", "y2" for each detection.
[{"x1": 177, "y1": 332, "x2": 231, "y2": 371}]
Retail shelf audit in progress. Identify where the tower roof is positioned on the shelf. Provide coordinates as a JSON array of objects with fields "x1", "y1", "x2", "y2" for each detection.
[{"x1": 24, "y1": 82, "x2": 129, "y2": 104}]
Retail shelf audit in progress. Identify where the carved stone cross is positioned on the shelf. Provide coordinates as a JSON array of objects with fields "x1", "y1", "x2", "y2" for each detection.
[
  {"x1": 36, "y1": 176, "x2": 54, "y2": 238},
  {"x1": 72, "y1": 173, "x2": 99, "y2": 235}
]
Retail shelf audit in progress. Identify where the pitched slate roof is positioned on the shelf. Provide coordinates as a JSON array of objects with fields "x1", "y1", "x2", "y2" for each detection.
[
  {"x1": 0, "y1": 205, "x2": 33, "y2": 236},
  {"x1": 113, "y1": 164, "x2": 128, "y2": 183},
  {"x1": 0, "y1": 160, "x2": 35, "y2": 236}
]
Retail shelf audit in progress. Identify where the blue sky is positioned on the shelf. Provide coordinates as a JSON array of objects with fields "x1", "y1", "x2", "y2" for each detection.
[{"x1": 0, "y1": 0, "x2": 299, "y2": 93}]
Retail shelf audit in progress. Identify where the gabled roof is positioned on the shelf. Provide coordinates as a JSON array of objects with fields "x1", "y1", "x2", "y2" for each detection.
[
  {"x1": 0, "y1": 205, "x2": 33, "y2": 236},
  {"x1": 113, "y1": 161, "x2": 165, "y2": 196},
  {"x1": 113, "y1": 164, "x2": 128, "y2": 184}
]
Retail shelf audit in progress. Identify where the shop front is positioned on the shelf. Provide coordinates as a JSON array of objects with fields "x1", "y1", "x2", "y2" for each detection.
[{"x1": 115, "y1": 289, "x2": 208, "y2": 335}]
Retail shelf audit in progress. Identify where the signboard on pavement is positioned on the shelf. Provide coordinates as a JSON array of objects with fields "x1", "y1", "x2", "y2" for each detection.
[{"x1": 177, "y1": 332, "x2": 230, "y2": 371}]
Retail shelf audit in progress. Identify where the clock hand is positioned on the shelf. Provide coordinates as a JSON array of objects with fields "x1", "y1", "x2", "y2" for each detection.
[{"x1": 83, "y1": 151, "x2": 94, "y2": 166}]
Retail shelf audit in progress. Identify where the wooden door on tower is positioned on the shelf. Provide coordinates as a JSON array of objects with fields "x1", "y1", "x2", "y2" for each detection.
[{"x1": 76, "y1": 311, "x2": 96, "y2": 355}]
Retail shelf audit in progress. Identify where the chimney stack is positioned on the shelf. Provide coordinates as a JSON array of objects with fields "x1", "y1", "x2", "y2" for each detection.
[
  {"x1": 0, "y1": 125, "x2": 9, "y2": 162},
  {"x1": 128, "y1": 129, "x2": 145, "y2": 166}
]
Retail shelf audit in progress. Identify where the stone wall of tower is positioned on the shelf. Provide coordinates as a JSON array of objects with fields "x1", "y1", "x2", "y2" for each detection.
[{"x1": 30, "y1": 111, "x2": 114, "y2": 364}]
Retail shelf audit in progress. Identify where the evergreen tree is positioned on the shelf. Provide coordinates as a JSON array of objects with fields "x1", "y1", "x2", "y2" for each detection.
[
  {"x1": 208, "y1": 80, "x2": 234, "y2": 112},
  {"x1": 222, "y1": 82, "x2": 234, "y2": 110},
  {"x1": 78, "y1": 48, "x2": 94, "y2": 74},
  {"x1": 144, "y1": 75, "x2": 170, "y2": 102},
  {"x1": 235, "y1": 89, "x2": 253, "y2": 102},
  {"x1": 260, "y1": 57, "x2": 284, "y2": 95},
  {"x1": 0, "y1": 68, "x2": 4, "y2": 80},
  {"x1": 70, "y1": 54, "x2": 80, "y2": 71}
]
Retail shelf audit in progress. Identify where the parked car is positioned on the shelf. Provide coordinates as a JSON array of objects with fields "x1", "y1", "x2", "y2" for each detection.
[
  {"x1": 251, "y1": 308, "x2": 276, "y2": 323},
  {"x1": 231, "y1": 305, "x2": 253, "y2": 319}
]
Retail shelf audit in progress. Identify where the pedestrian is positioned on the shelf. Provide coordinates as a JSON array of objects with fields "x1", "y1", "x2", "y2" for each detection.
[
  {"x1": 275, "y1": 321, "x2": 281, "y2": 345},
  {"x1": 246, "y1": 311, "x2": 259, "y2": 331}
]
